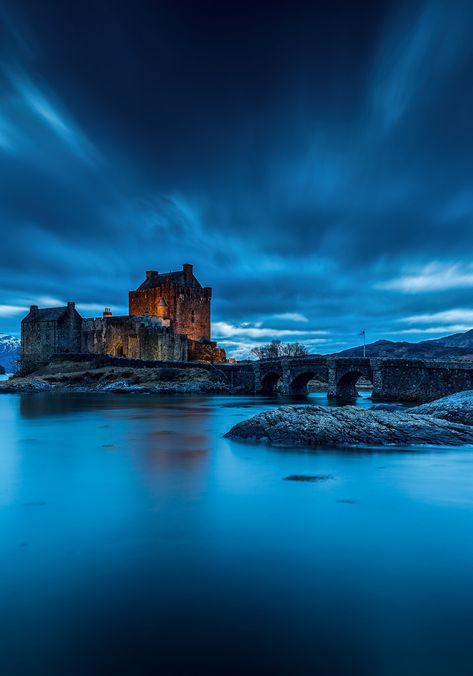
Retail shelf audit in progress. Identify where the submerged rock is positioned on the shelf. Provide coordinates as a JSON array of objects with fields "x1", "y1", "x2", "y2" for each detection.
[
  {"x1": 284, "y1": 474, "x2": 333, "y2": 482},
  {"x1": 225, "y1": 405, "x2": 473, "y2": 448}
]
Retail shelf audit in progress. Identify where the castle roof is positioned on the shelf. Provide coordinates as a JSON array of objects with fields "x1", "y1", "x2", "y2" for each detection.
[
  {"x1": 22, "y1": 306, "x2": 69, "y2": 322},
  {"x1": 137, "y1": 270, "x2": 202, "y2": 291},
  {"x1": 22, "y1": 304, "x2": 81, "y2": 323}
]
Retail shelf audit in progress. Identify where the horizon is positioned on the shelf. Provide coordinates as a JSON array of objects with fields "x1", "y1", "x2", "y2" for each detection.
[{"x1": 1, "y1": 1, "x2": 473, "y2": 358}]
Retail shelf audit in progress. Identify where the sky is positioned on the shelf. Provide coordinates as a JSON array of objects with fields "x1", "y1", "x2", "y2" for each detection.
[{"x1": 1, "y1": 0, "x2": 473, "y2": 357}]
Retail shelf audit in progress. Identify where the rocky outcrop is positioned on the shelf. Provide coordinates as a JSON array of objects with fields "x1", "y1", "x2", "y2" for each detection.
[
  {"x1": 0, "y1": 361, "x2": 229, "y2": 394},
  {"x1": 225, "y1": 404, "x2": 473, "y2": 447},
  {"x1": 0, "y1": 378, "x2": 53, "y2": 393},
  {"x1": 413, "y1": 390, "x2": 473, "y2": 426}
]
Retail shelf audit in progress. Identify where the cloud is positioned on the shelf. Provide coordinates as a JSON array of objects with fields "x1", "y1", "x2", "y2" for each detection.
[
  {"x1": 372, "y1": 1, "x2": 473, "y2": 129},
  {"x1": 2, "y1": 68, "x2": 98, "y2": 164},
  {"x1": 1, "y1": 1, "x2": 473, "y2": 354},
  {"x1": 213, "y1": 321, "x2": 327, "y2": 340},
  {"x1": 392, "y1": 325, "x2": 473, "y2": 335},
  {"x1": 272, "y1": 313, "x2": 308, "y2": 322},
  {"x1": 378, "y1": 264, "x2": 473, "y2": 293},
  {"x1": 401, "y1": 309, "x2": 473, "y2": 324},
  {"x1": 76, "y1": 303, "x2": 125, "y2": 314},
  {"x1": 0, "y1": 304, "x2": 27, "y2": 317}
]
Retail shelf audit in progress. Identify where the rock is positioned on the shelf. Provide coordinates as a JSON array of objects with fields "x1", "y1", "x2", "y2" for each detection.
[
  {"x1": 224, "y1": 405, "x2": 473, "y2": 448},
  {"x1": 100, "y1": 381, "x2": 148, "y2": 393},
  {"x1": 0, "y1": 361, "x2": 229, "y2": 394},
  {"x1": 0, "y1": 377, "x2": 53, "y2": 393},
  {"x1": 413, "y1": 390, "x2": 473, "y2": 426},
  {"x1": 284, "y1": 474, "x2": 333, "y2": 482}
]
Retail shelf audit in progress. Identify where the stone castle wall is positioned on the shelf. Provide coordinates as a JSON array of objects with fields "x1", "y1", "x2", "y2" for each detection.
[
  {"x1": 21, "y1": 306, "x2": 82, "y2": 368},
  {"x1": 82, "y1": 316, "x2": 188, "y2": 362},
  {"x1": 129, "y1": 282, "x2": 211, "y2": 342},
  {"x1": 187, "y1": 338, "x2": 226, "y2": 363},
  {"x1": 57, "y1": 309, "x2": 82, "y2": 354},
  {"x1": 22, "y1": 319, "x2": 58, "y2": 365}
]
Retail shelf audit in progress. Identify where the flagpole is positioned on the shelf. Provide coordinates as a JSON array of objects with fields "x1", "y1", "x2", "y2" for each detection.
[{"x1": 363, "y1": 331, "x2": 366, "y2": 358}]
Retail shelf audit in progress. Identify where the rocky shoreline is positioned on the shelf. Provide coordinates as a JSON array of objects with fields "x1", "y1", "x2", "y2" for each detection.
[
  {"x1": 225, "y1": 391, "x2": 473, "y2": 448},
  {"x1": 0, "y1": 360, "x2": 230, "y2": 394}
]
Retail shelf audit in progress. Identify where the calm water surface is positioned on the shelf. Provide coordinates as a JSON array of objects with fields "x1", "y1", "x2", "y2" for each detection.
[{"x1": 1, "y1": 390, "x2": 473, "y2": 675}]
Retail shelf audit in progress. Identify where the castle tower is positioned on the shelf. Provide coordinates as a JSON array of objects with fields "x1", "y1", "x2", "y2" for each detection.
[{"x1": 128, "y1": 263, "x2": 211, "y2": 342}]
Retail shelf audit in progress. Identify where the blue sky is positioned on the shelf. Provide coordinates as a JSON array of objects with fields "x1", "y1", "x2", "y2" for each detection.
[{"x1": 1, "y1": 0, "x2": 473, "y2": 357}]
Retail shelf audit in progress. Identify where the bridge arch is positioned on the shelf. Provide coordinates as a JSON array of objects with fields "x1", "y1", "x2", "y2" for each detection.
[
  {"x1": 330, "y1": 364, "x2": 374, "y2": 401},
  {"x1": 288, "y1": 370, "x2": 328, "y2": 395},
  {"x1": 260, "y1": 371, "x2": 282, "y2": 394}
]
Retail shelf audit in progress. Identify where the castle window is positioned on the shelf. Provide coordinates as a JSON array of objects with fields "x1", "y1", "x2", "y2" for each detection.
[{"x1": 191, "y1": 311, "x2": 195, "y2": 323}]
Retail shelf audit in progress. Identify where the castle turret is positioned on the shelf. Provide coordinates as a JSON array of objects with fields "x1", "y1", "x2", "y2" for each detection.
[
  {"x1": 157, "y1": 298, "x2": 169, "y2": 319},
  {"x1": 103, "y1": 308, "x2": 112, "y2": 318}
]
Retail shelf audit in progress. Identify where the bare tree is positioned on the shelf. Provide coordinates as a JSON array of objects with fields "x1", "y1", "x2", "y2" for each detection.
[{"x1": 251, "y1": 340, "x2": 308, "y2": 360}]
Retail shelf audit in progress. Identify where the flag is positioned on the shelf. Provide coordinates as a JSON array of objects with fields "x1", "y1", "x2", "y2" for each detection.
[{"x1": 359, "y1": 329, "x2": 365, "y2": 336}]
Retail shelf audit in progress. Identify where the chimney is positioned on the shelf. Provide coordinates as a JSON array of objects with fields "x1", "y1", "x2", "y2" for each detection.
[
  {"x1": 30, "y1": 304, "x2": 38, "y2": 316},
  {"x1": 183, "y1": 263, "x2": 193, "y2": 283},
  {"x1": 67, "y1": 302, "x2": 75, "y2": 312},
  {"x1": 146, "y1": 270, "x2": 158, "y2": 279},
  {"x1": 103, "y1": 307, "x2": 112, "y2": 318}
]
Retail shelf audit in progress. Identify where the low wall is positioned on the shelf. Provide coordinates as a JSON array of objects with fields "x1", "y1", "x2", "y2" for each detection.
[{"x1": 374, "y1": 359, "x2": 473, "y2": 402}]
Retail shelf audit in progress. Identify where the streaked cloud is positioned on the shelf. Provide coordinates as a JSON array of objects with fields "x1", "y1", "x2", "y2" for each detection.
[
  {"x1": 378, "y1": 264, "x2": 473, "y2": 293},
  {"x1": 272, "y1": 312, "x2": 309, "y2": 322},
  {"x1": 213, "y1": 321, "x2": 328, "y2": 340},
  {"x1": 0, "y1": 1, "x2": 473, "y2": 355},
  {"x1": 0, "y1": 305, "x2": 28, "y2": 317},
  {"x1": 401, "y1": 309, "x2": 473, "y2": 325},
  {"x1": 393, "y1": 325, "x2": 473, "y2": 335}
]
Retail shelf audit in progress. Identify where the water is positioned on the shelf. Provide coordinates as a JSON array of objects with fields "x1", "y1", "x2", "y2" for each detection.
[{"x1": 1, "y1": 390, "x2": 473, "y2": 675}]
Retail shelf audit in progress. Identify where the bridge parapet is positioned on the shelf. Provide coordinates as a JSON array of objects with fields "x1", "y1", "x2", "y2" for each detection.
[
  {"x1": 217, "y1": 356, "x2": 473, "y2": 402},
  {"x1": 371, "y1": 358, "x2": 473, "y2": 402}
]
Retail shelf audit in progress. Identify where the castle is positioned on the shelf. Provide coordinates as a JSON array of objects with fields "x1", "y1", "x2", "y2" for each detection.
[{"x1": 21, "y1": 264, "x2": 226, "y2": 369}]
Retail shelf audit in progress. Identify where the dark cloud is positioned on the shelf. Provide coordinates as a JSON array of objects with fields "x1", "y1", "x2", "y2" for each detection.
[{"x1": 0, "y1": 0, "x2": 472, "y2": 355}]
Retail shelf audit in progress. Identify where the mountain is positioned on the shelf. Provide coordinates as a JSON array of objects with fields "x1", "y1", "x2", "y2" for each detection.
[
  {"x1": 333, "y1": 337, "x2": 473, "y2": 361},
  {"x1": 427, "y1": 329, "x2": 473, "y2": 349},
  {"x1": 0, "y1": 335, "x2": 20, "y2": 373}
]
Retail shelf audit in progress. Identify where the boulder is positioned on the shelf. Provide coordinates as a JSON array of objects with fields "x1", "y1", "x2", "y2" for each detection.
[
  {"x1": 413, "y1": 390, "x2": 473, "y2": 426},
  {"x1": 225, "y1": 405, "x2": 473, "y2": 448}
]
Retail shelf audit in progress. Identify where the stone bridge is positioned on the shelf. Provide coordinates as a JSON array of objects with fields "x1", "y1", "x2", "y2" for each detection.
[{"x1": 215, "y1": 356, "x2": 473, "y2": 402}]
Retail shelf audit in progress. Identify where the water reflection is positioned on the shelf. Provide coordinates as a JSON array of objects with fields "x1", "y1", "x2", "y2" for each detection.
[{"x1": 1, "y1": 390, "x2": 473, "y2": 675}]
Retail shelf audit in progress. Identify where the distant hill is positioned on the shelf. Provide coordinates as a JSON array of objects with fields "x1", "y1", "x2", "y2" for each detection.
[
  {"x1": 333, "y1": 336, "x2": 473, "y2": 361},
  {"x1": 0, "y1": 335, "x2": 20, "y2": 373},
  {"x1": 427, "y1": 329, "x2": 473, "y2": 349}
]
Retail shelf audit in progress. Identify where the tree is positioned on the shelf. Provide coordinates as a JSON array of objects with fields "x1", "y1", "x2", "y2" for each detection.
[{"x1": 251, "y1": 340, "x2": 308, "y2": 360}]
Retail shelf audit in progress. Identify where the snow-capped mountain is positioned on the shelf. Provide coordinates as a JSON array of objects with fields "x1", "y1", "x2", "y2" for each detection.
[{"x1": 0, "y1": 335, "x2": 20, "y2": 373}]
